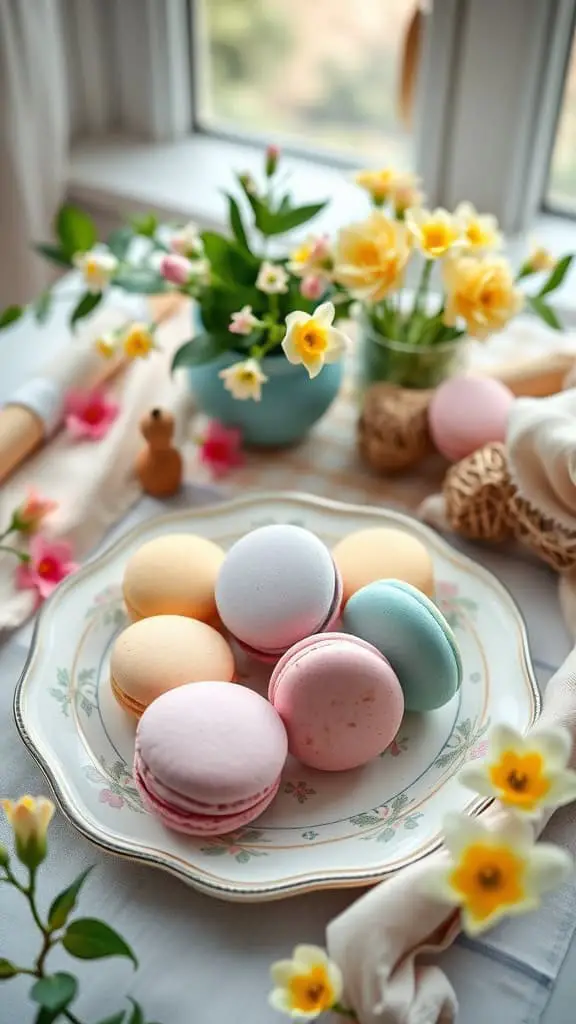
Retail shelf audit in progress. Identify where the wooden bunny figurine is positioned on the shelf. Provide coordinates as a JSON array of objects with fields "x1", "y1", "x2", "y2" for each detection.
[{"x1": 135, "y1": 408, "x2": 183, "y2": 498}]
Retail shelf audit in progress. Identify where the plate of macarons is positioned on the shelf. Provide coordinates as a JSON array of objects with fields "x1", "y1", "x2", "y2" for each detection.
[{"x1": 15, "y1": 492, "x2": 540, "y2": 902}]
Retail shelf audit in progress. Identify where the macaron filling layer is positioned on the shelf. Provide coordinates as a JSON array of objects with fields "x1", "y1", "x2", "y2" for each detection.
[{"x1": 110, "y1": 674, "x2": 147, "y2": 717}]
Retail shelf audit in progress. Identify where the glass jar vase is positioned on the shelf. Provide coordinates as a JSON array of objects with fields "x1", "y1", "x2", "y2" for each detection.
[{"x1": 360, "y1": 318, "x2": 467, "y2": 391}]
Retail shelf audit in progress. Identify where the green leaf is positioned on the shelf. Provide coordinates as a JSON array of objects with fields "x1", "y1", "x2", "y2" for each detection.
[
  {"x1": 172, "y1": 332, "x2": 231, "y2": 370},
  {"x1": 34, "y1": 242, "x2": 74, "y2": 268},
  {"x1": 528, "y1": 295, "x2": 562, "y2": 330},
  {"x1": 265, "y1": 201, "x2": 327, "y2": 236},
  {"x1": 107, "y1": 226, "x2": 134, "y2": 260},
  {"x1": 0, "y1": 304, "x2": 23, "y2": 329},
  {"x1": 245, "y1": 192, "x2": 274, "y2": 235},
  {"x1": 130, "y1": 213, "x2": 158, "y2": 238},
  {"x1": 538, "y1": 253, "x2": 573, "y2": 296},
  {"x1": 48, "y1": 866, "x2": 93, "y2": 930},
  {"x1": 70, "y1": 291, "x2": 103, "y2": 327},
  {"x1": 114, "y1": 269, "x2": 167, "y2": 294},
  {"x1": 56, "y1": 205, "x2": 97, "y2": 258},
  {"x1": 127, "y1": 999, "x2": 144, "y2": 1024},
  {"x1": 0, "y1": 958, "x2": 17, "y2": 979},
  {"x1": 31, "y1": 973, "x2": 77, "y2": 1013},
  {"x1": 227, "y1": 194, "x2": 250, "y2": 252},
  {"x1": 62, "y1": 918, "x2": 138, "y2": 966},
  {"x1": 33, "y1": 290, "x2": 52, "y2": 325}
]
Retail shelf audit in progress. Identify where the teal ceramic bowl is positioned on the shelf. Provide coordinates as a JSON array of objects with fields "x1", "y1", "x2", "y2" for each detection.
[
  {"x1": 187, "y1": 310, "x2": 343, "y2": 447},
  {"x1": 342, "y1": 579, "x2": 462, "y2": 712}
]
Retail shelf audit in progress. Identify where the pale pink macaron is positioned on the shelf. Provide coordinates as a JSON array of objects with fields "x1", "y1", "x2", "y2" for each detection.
[
  {"x1": 268, "y1": 632, "x2": 404, "y2": 771},
  {"x1": 134, "y1": 681, "x2": 287, "y2": 835},
  {"x1": 428, "y1": 374, "x2": 515, "y2": 462}
]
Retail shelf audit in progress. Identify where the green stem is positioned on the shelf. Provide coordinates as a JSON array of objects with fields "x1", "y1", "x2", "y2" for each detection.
[
  {"x1": 406, "y1": 259, "x2": 433, "y2": 343},
  {"x1": 333, "y1": 1002, "x2": 357, "y2": 1020},
  {"x1": 269, "y1": 293, "x2": 279, "y2": 325},
  {"x1": 64, "y1": 1011, "x2": 84, "y2": 1024},
  {"x1": 0, "y1": 543, "x2": 29, "y2": 562}
]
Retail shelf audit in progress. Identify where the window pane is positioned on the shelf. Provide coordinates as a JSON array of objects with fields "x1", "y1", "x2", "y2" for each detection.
[
  {"x1": 547, "y1": 31, "x2": 576, "y2": 212},
  {"x1": 196, "y1": 0, "x2": 417, "y2": 166}
]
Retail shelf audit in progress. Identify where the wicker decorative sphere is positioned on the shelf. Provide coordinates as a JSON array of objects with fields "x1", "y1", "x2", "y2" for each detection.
[
  {"x1": 443, "y1": 442, "x2": 515, "y2": 541},
  {"x1": 358, "y1": 383, "x2": 433, "y2": 473},
  {"x1": 507, "y1": 491, "x2": 576, "y2": 572}
]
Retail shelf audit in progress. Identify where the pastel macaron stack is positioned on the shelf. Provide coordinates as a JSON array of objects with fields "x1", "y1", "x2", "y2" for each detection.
[
  {"x1": 215, "y1": 524, "x2": 342, "y2": 662},
  {"x1": 343, "y1": 579, "x2": 462, "y2": 711},
  {"x1": 332, "y1": 527, "x2": 435, "y2": 605},
  {"x1": 110, "y1": 615, "x2": 235, "y2": 718},
  {"x1": 122, "y1": 534, "x2": 224, "y2": 623},
  {"x1": 134, "y1": 682, "x2": 288, "y2": 835},
  {"x1": 269, "y1": 632, "x2": 404, "y2": 771}
]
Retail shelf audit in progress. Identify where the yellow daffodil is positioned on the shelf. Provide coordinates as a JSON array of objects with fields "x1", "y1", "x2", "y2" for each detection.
[
  {"x1": 256, "y1": 261, "x2": 289, "y2": 295},
  {"x1": 405, "y1": 206, "x2": 463, "y2": 258},
  {"x1": 94, "y1": 333, "x2": 117, "y2": 359},
  {"x1": 2, "y1": 796, "x2": 55, "y2": 869},
  {"x1": 459, "y1": 724, "x2": 576, "y2": 817},
  {"x1": 355, "y1": 167, "x2": 419, "y2": 206},
  {"x1": 423, "y1": 813, "x2": 572, "y2": 935},
  {"x1": 527, "y1": 244, "x2": 557, "y2": 273},
  {"x1": 454, "y1": 202, "x2": 502, "y2": 253},
  {"x1": 219, "y1": 358, "x2": 268, "y2": 402},
  {"x1": 269, "y1": 945, "x2": 343, "y2": 1020},
  {"x1": 443, "y1": 254, "x2": 524, "y2": 339},
  {"x1": 73, "y1": 248, "x2": 118, "y2": 293},
  {"x1": 282, "y1": 301, "x2": 348, "y2": 379},
  {"x1": 122, "y1": 322, "x2": 156, "y2": 360},
  {"x1": 333, "y1": 212, "x2": 411, "y2": 302}
]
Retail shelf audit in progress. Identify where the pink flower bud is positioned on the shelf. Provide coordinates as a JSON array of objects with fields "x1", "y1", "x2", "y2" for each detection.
[
  {"x1": 265, "y1": 144, "x2": 280, "y2": 177},
  {"x1": 300, "y1": 274, "x2": 326, "y2": 301},
  {"x1": 160, "y1": 253, "x2": 193, "y2": 286}
]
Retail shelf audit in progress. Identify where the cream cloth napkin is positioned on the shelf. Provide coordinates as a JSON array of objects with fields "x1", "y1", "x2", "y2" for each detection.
[
  {"x1": 0, "y1": 300, "x2": 193, "y2": 632},
  {"x1": 326, "y1": 644, "x2": 576, "y2": 1024}
]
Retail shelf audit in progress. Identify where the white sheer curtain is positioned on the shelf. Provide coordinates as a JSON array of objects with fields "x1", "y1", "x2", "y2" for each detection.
[{"x1": 0, "y1": 0, "x2": 69, "y2": 307}]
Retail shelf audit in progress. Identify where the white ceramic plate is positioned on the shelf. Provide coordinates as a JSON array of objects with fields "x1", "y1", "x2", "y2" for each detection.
[{"x1": 15, "y1": 493, "x2": 540, "y2": 902}]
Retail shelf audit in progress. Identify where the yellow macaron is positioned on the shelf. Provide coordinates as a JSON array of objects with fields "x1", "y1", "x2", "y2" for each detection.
[
  {"x1": 110, "y1": 614, "x2": 235, "y2": 718},
  {"x1": 332, "y1": 527, "x2": 434, "y2": 605},
  {"x1": 122, "y1": 533, "x2": 224, "y2": 623}
]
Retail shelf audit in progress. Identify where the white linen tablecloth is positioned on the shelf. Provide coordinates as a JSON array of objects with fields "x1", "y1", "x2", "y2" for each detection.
[{"x1": 1, "y1": 484, "x2": 576, "y2": 1024}]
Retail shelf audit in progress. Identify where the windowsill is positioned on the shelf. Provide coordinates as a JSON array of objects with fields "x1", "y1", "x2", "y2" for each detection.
[{"x1": 70, "y1": 133, "x2": 576, "y2": 323}]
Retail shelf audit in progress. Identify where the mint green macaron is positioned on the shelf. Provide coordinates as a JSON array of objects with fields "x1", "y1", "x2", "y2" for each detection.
[{"x1": 342, "y1": 579, "x2": 462, "y2": 711}]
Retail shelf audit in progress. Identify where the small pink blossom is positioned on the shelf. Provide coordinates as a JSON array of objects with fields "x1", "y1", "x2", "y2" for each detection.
[
  {"x1": 64, "y1": 387, "x2": 120, "y2": 441},
  {"x1": 265, "y1": 144, "x2": 280, "y2": 175},
  {"x1": 159, "y1": 252, "x2": 194, "y2": 286},
  {"x1": 310, "y1": 235, "x2": 331, "y2": 262},
  {"x1": 229, "y1": 305, "x2": 259, "y2": 335},
  {"x1": 99, "y1": 789, "x2": 124, "y2": 809},
  {"x1": 13, "y1": 489, "x2": 58, "y2": 534},
  {"x1": 16, "y1": 535, "x2": 78, "y2": 600},
  {"x1": 300, "y1": 273, "x2": 326, "y2": 301},
  {"x1": 199, "y1": 420, "x2": 244, "y2": 478}
]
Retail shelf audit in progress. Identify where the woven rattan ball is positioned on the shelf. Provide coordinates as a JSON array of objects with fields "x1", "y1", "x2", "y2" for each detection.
[
  {"x1": 443, "y1": 442, "x2": 515, "y2": 541},
  {"x1": 358, "y1": 383, "x2": 433, "y2": 473},
  {"x1": 507, "y1": 492, "x2": 576, "y2": 572}
]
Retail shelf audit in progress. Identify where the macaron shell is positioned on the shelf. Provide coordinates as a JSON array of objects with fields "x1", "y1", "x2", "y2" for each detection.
[
  {"x1": 110, "y1": 615, "x2": 235, "y2": 712},
  {"x1": 135, "y1": 681, "x2": 287, "y2": 808},
  {"x1": 429, "y1": 375, "x2": 514, "y2": 462},
  {"x1": 269, "y1": 633, "x2": 404, "y2": 771},
  {"x1": 342, "y1": 579, "x2": 462, "y2": 711},
  {"x1": 123, "y1": 534, "x2": 224, "y2": 622},
  {"x1": 215, "y1": 524, "x2": 340, "y2": 653},
  {"x1": 332, "y1": 527, "x2": 434, "y2": 604}
]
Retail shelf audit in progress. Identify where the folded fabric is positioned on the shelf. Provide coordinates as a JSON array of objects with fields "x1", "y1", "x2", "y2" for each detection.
[
  {"x1": 0, "y1": 301, "x2": 194, "y2": 633},
  {"x1": 326, "y1": 644, "x2": 576, "y2": 1024}
]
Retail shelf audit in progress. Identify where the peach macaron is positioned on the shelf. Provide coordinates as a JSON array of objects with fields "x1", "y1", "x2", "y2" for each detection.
[
  {"x1": 122, "y1": 534, "x2": 224, "y2": 623},
  {"x1": 332, "y1": 526, "x2": 434, "y2": 604},
  {"x1": 110, "y1": 615, "x2": 235, "y2": 717}
]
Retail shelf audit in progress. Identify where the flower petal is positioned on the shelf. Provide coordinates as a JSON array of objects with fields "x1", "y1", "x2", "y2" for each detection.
[
  {"x1": 325, "y1": 326, "x2": 348, "y2": 361},
  {"x1": 458, "y1": 764, "x2": 494, "y2": 797},
  {"x1": 282, "y1": 333, "x2": 301, "y2": 365},
  {"x1": 491, "y1": 814, "x2": 534, "y2": 852},
  {"x1": 269, "y1": 987, "x2": 294, "y2": 1014},
  {"x1": 420, "y1": 864, "x2": 461, "y2": 906},
  {"x1": 293, "y1": 945, "x2": 329, "y2": 969},
  {"x1": 271, "y1": 960, "x2": 298, "y2": 987},
  {"x1": 303, "y1": 356, "x2": 325, "y2": 379},
  {"x1": 529, "y1": 726, "x2": 572, "y2": 771},
  {"x1": 312, "y1": 302, "x2": 335, "y2": 327},
  {"x1": 525, "y1": 844, "x2": 573, "y2": 897},
  {"x1": 326, "y1": 961, "x2": 343, "y2": 1004},
  {"x1": 442, "y1": 812, "x2": 487, "y2": 857},
  {"x1": 488, "y1": 723, "x2": 525, "y2": 760},
  {"x1": 545, "y1": 771, "x2": 576, "y2": 808},
  {"x1": 285, "y1": 310, "x2": 309, "y2": 331}
]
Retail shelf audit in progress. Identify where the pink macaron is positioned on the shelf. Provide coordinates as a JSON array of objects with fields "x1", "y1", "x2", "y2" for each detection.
[
  {"x1": 428, "y1": 374, "x2": 514, "y2": 462},
  {"x1": 134, "y1": 682, "x2": 288, "y2": 835},
  {"x1": 215, "y1": 524, "x2": 343, "y2": 662},
  {"x1": 268, "y1": 632, "x2": 404, "y2": 771}
]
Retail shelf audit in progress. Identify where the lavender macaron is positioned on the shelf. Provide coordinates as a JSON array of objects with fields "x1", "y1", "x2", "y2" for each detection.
[{"x1": 215, "y1": 524, "x2": 342, "y2": 662}]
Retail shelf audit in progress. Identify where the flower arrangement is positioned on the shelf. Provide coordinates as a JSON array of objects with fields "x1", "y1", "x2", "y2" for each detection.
[
  {"x1": 0, "y1": 796, "x2": 158, "y2": 1024},
  {"x1": 341, "y1": 167, "x2": 574, "y2": 388},
  {"x1": 0, "y1": 490, "x2": 77, "y2": 603}
]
